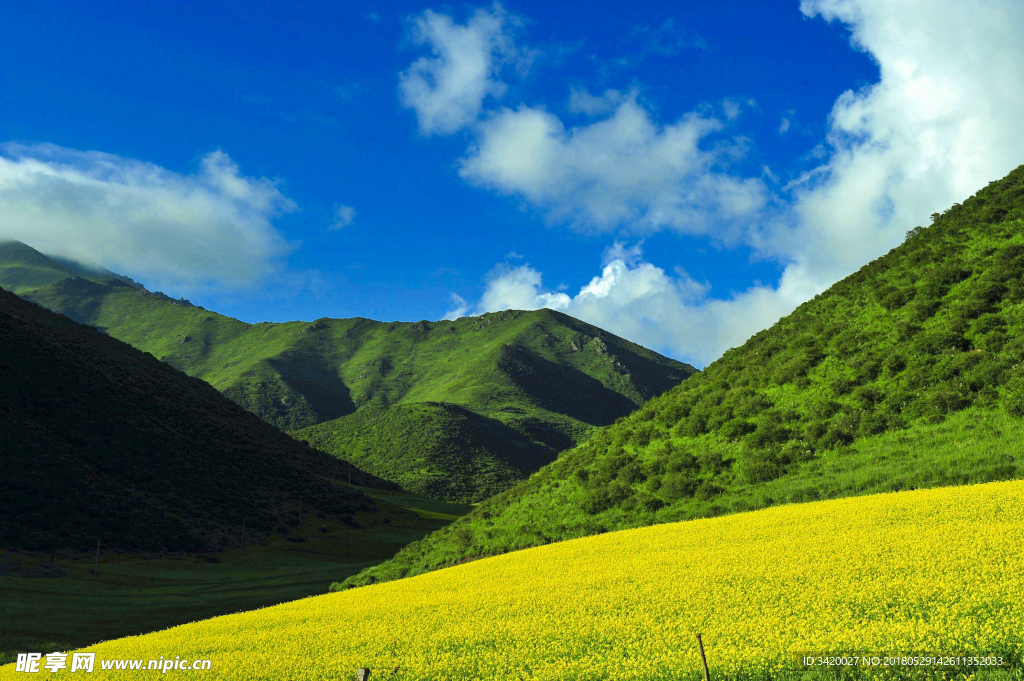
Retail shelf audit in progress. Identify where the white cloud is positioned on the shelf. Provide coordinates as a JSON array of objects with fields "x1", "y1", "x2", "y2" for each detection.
[
  {"x1": 329, "y1": 204, "x2": 356, "y2": 230},
  {"x1": 778, "y1": 116, "x2": 792, "y2": 134},
  {"x1": 459, "y1": 96, "x2": 768, "y2": 237},
  {"x1": 399, "y1": 3, "x2": 525, "y2": 135},
  {"x1": 443, "y1": 0, "x2": 1024, "y2": 364},
  {"x1": 444, "y1": 292, "x2": 470, "y2": 319},
  {"x1": 476, "y1": 262, "x2": 570, "y2": 313},
  {"x1": 769, "y1": 0, "x2": 1024, "y2": 286},
  {"x1": 601, "y1": 240, "x2": 643, "y2": 266},
  {"x1": 0, "y1": 144, "x2": 294, "y2": 290},
  {"x1": 721, "y1": 97, "x2": 756, "y2": 121},
  {"x1": 461, "y1": 251, "x2": 806, "y2": 366}
]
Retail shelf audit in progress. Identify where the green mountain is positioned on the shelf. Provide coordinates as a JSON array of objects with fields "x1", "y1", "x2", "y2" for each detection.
[
  {"x1": 0, "y1": 241, "x2": 695, "y2": 501},
  {"x1": 0, "y1": 286, "x2": 392, "y2": 553},
  {"x1": 342, "y1": 163, "x2": 1024, "y2": 589}
]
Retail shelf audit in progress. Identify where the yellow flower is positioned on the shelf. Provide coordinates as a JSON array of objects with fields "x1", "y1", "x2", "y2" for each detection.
[{"x1": 3, "y1": 480, "x2": 1020, "y2": 680}]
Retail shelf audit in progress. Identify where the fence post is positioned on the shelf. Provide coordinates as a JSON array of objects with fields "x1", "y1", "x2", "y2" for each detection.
[
  {"x1": 355, "y1": 667, "x2": 370, "y2": 681},
  {"x1": 696, "y1": 633, "x2": 710, "y2": 681},
  {"x1": 93, "y1": 537, "x2": 100, "y2": 576}
]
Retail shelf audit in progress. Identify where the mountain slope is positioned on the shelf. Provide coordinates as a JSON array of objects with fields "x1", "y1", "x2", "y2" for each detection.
[
  {"x1": 0, "y1": 245, "x2": 695, "y2": 501},
  {"x1": 0, "y1": 286, "x2": 390, "y2": 553},
  {"x1": 12, "y1": 479, "x2": 1021, "y2": 680},
  {"x1": 343, "y1": 162, "x2": 1024, "y2": 587}
]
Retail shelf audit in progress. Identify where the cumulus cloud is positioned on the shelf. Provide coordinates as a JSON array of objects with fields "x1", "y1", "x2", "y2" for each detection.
[
  {"x1": 459, "y1": 96, "x2": 768, "y2": 236},
  {"x1": 764, "y1": 0, "x2": 1024, "y2": 288},
  {"x1": 329, "y1": 204, "x2": 356, "y2": 230},
  {"x1": 399, "y1": 3, "x2": 525, "y2": 135},
  {"x1": 0, "y1": 143, "x2": 294, "y2": 289},
  {"x1": 442, "y1": 0, "x2": 1024, "y2": 364}
]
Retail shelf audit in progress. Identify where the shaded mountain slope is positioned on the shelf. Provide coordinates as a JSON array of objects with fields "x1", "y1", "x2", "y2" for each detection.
[
  {"x1": 294, "y1": 402, "x2": 561, "y2": 502},
  {"x1": 0, "y1": 287, "x2": 390, "y2": 553},
  {"x1": 342, "y1": 163, "x2": 1024, "y2": 588},
  {"x1": 0, "y1": 244, "x2": 695, "y2": 500}
]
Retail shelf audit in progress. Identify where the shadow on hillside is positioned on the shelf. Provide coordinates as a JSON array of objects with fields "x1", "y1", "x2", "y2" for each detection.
[
  {"x1": 269, "y1": 349, "x2": 356, "y2": 423},
  {"x1": 500, "y1": 346, "x2": 638, "y2": 426}
]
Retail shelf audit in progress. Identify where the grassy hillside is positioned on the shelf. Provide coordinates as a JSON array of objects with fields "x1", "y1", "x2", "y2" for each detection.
[
  {"x1": 293, "y1": 402, "x2": 561, "y2": 502},
  {"x1": 0, "y1": 286, "x2": 394, "y2": 553},
  {"x1": 8, "y1": 479, "x2": 1020, "y2": 680},
  {"x1": 0, "y1": 241, "x2": 694, "y2": 501},
  {"x1": 344, "y1": 162, "x2": 1024, "y2": 587}
]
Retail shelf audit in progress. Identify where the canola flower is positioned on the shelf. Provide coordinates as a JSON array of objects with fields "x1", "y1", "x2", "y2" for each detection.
[{"x1": 4, "y1": 480, "x2": 1022, "y2": 680}]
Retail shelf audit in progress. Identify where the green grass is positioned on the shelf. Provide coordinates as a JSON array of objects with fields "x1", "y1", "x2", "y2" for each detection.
[
  {"x1": 292, "y1": 402, "x2": 580, "y2": 503},
  {"x1": 0, "y1": 487, "x2": 472, "y2": 666},
  {"x1": 0, "y1": 240, "x2": 693, "y2": 501},
  {"x1": 343, "y1": 162, "x2": 1024, "y2": 588}
]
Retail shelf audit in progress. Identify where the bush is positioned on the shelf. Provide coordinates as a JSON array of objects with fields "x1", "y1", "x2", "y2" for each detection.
[
  {"x1": 738, "y1": 457, "x2": 784, "y2": 484},
  {"x1": 661, "y1": 473, "x2": 698, "y2": 502},
  {"x1": 747, "y1": 420, "x2": 792, "y2": 449},
  {"x1": 693, "y1": 481, "x2": 725, "y2": 501},
  {"x1": 719, "y1": 418, "x2": 756, "y2": 440},
  {"x1": 619, "y1": 462, "x2": 646, "y2": 484}
]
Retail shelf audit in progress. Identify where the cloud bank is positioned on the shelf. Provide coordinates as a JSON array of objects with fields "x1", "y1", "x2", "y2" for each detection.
[
  {"x1": 0, "y1": 144, "x2": 295, "y2": 290},
  {"x1": 422, "y1": 0, "x2": 1024, "y2": 365}
]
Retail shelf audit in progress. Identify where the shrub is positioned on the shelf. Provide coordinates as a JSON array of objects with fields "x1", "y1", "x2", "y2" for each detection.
[
  {"x1": 661, "y1": 473, "x2": 698, "y2": 502},
  {"x1": 719, "y1": 418, "x2": 756, "y2": 440},
  {"x1": 738, "y1": 457, "x2": 784, "y2": 484}
]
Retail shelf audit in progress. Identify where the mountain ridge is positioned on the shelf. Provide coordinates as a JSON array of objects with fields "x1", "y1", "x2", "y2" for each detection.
[{"x1": 0, "y1": 242, "x2": 695, "y2": 501}]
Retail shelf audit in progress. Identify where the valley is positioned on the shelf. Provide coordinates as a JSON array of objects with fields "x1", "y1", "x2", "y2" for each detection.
[{"x1": 1, "y1": 487, "x2": 471, "y2": 666}]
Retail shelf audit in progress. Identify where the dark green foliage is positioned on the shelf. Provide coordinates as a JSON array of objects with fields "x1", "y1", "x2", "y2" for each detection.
[
  {"x1": 0, "y1": 241, "x2": 695, "y2": 502},
  {"x1": 341, "y1": 163, "x2": 1024, "y2": 590},
  {"x1": 292, "y1": 403, "x2": 553, "y2": 503},
  {"x1": 0, "y1": 288, "x2": 382, "y2": 553}
]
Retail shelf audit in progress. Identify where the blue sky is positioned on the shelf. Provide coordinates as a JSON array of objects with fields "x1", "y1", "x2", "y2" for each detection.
[{"x1": 2, "y1": 0, "x2": 1022, "y2": 365}]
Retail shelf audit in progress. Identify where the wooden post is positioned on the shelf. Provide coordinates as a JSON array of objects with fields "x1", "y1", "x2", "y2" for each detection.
[
  {"x1": 348, "y1": 462, "x2": 352, "y2": 486},
  {"x1": 93, "y1": 537, "x2": 100, "y2": 576},
  {"x1": 355, "y1": 667, "x2": 370, "y2": 681},
  {"x1": 241, "y1": 518, "x2": 246, "y2": 549},
  {"x1": 696, "y1": 633, "x2": 710, "y2": 681}
]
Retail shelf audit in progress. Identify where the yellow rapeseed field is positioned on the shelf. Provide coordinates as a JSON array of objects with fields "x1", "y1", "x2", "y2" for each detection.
[{"x1": 4, "y1": 480, "x2": 1022, "y2": 680}]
